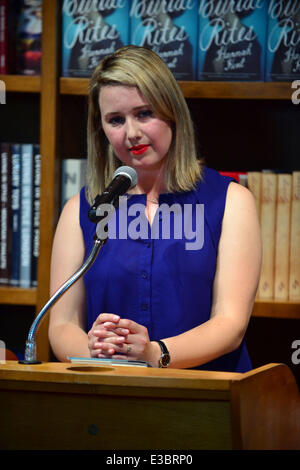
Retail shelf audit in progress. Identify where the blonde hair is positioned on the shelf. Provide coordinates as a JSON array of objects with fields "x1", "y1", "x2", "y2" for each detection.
[{"x1": 87, "y1": 45, "x2": 202, "y2": 204}]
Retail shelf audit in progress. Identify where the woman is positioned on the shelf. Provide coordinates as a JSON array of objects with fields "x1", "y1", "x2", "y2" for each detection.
[{"x1": 49, "y1": 45, "x2": 261, "y2": 371}]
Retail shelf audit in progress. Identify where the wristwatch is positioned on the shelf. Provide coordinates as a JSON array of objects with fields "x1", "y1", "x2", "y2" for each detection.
[{"x1": 156, "y1": 340, "x2": 170, "y2": 368}]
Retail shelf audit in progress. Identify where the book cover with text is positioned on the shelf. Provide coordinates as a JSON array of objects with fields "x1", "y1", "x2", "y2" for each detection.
[
  {"x1": 197, "y1": 0, "x2": 268, "y2": 81},
  {"x1": 130, "y1": 0, "x2": 198, "y2": 80},
  {"x1": 19, "y1": 143, "x2": 33, "y2": 288},
  {"x1": 10, "y1": 143, "x2": 21, "y2": 287},
  {"x1": 265, "y1": 0, "x2": 300, "y2": 81},
  {"x1": 62, "y1": 0, "x2": 130, "y2": 77}
]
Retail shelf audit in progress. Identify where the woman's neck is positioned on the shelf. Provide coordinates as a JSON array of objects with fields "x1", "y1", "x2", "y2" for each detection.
[{"x1": 130, "y1": 166, "x2": 166, "y2": 197}]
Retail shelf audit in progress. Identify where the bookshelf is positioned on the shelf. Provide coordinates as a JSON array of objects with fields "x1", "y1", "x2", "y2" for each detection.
[
  {"x1": 0, "y1": 0, "x2": 299, "y2": 362},
  {"x1": 60, "y1": 78, "x2": 294, "y2": 100},
  {"x1": 0, "y1": 75, "x2": 41, "y2": 93}
]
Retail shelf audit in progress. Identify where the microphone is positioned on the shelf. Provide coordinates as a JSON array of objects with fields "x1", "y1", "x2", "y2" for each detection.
[{"x1": 88, "y1": 166, "x2": 138, "y2": 223}]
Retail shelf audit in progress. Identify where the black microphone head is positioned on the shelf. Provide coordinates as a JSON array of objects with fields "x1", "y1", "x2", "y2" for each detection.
[{"x1": 113, "y1": 166, "x2": 138, "y2": 189}]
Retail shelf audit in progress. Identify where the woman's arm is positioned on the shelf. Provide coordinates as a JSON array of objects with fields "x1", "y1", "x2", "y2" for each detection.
[
  {"x1": 89, "y1": 182, "x2": 262, "y2": 368},
  {"x1": 48, "y1": 193, "x2": 90, "y2": 361},
  {"x1": 162, "y1": 182, "x2": 262, "y2": 368}
]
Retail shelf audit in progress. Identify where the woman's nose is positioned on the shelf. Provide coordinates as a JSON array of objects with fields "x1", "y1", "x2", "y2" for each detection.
[{"x1": 126, "y1": 117, "x2": 142, "y2": 141}]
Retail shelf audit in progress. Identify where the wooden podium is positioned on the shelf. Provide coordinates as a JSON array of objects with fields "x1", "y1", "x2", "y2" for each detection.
[{"x1": 0, "y1": 361, "x2": 299, "y2": 450}]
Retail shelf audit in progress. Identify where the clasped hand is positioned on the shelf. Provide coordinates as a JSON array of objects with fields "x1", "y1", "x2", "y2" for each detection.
[{"x1": 88, "y1": 313, "x2": 153, "y2": 363}]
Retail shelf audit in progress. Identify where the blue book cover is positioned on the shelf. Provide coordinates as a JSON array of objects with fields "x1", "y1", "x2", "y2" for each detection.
[
  {"x1": 0, "y1": 142, "x2": 11, "y2": 285},
  {"x1": 10, "y1": 143, "x2": 21, "y2": 287},
  {"x1": 130, "y1": 0, "x2": 198, "y2": 80},
  {"x1": 197, "y1": 0, "x2": 268, "y2": 81},
  {"x1": 19, "y1": 143, "x2": 33, "y2": 289},
  {"x1": 265, "y1": 0, "x2": 300, "y2": 81},
  {"x1": 61, "y1": 0, "x2": 130, "y2": 77},
  {"x1": 31, "y1": 144, "x2": 41, "y2": 288}
]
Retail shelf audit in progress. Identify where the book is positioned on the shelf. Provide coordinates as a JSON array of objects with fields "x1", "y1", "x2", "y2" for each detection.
[
  {"x1": 0, "y1": 0, "x2": 18, "y2": 74},
  {"x1": 274, "y1": 173, "x2": 292, "y2": 300},
  {"x1": 16, "y1": 0, "x2": 42, "y2": 75},
  {"x1": 19, "y1": 143, "x2": 33, "y2": 288},
  {"x1": 265, "y1": 0, "x2": 300, "y2": 81},
  {"x1": 197, "y1": 1, "x2": 268, "y2": 81},
  {"x1": 10, "y1": 143, "x2": 21, "y2": 287},
  {"x1": 289, "y1": 172, "x2": 300, "y2": 300},
  {"x1": 258, "y1": 172, "x2": 277, "y2": 299},
  {"x1": 0, "y1": 142, "x2": 11, "y2": 285},
  {"x1": 129, "y1": 0, "x2": 198, "y2": 80},
  {"x1": 61, "y1": 0, "x2": 130, "y2": 77},
  {"x1": 0, "y1": 0, "x2": 8, "y2": 74},
  {"x1": 247, "y1": 171, "x2": 262, "y2": 222},
  {"x1": 67, "y1": 356, "x2": 150, "y2": 368},
  {"x1": 61, "y1": 158, "x2": 87, "y2": 210},
  {"x1": 218, "y1": 171, "x2": 247, "y2": 183},
  {"x1": 31, "y1": 144, "x2": 41, "y2": 288}
]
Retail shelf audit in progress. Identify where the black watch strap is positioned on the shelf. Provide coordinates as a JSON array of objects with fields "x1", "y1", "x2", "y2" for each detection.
[{"x1": 156, "y1": 340, "x2": 170, "y2": 368}]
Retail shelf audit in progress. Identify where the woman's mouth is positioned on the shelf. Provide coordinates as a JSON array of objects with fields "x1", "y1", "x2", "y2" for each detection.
[{"x1": 129, "y1": 144, "x2": 150, "y2": 155}]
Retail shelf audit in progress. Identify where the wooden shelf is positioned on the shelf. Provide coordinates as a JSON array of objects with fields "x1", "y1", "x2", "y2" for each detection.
[
  {"x1": 60, "y1": 77, "x2": 90, "y2": 95},
  {"x1": 253, "y1": 300, "x2": 300, "y2": 319},
  {"x1": 0, "y1": 75, "x2": 292, "y2": 100},
  {"x1": 60, "y1": 77, "x2": 293, "y2": 100},
  {"x1": 0, "y1": 75, "x2": 41, "y2": 93},
  {"x1": 0, "y1": 287, "x2": 37, "y2": 306},
  {"x1": 179, "y1": 81, "x2": 293, "y2": 99}
]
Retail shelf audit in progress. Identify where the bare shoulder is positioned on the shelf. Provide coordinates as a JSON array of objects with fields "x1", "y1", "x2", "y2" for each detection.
[
  {"x1": 52, "y1": 192, "x2": 83, "y2": 251},
  {"x1": 225, "y1": 181, "x2": 257, "y2": 215},
  {"x1": 51, "y1": 191, "x2": 85, "y2": 286},
  {"x1": 222, "y1": 181, "x2": 261, "y2": 249},
  {"x1": 59, "y1": 192, "x2": 81, "y2": 226}
]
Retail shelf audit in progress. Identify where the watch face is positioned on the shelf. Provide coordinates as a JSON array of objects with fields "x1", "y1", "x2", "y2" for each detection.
[{"x1": 161, "y1": 353, "x2": 170, "y2": 367}]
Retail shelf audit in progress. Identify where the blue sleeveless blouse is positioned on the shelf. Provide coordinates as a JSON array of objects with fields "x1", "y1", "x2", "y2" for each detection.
[{"x1": 79, "y1": 166, "x2": 252, "y2": 373}]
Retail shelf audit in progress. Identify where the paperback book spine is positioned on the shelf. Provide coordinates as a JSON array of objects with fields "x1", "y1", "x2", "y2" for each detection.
[
  {"x1": 274, "y1": 173, "x2": 292, "y2": 300},
  {"x1": 289, "y1": 171, "x2": 300, "y2": 300},
  {"x1": 0, "y1": 142, "x2": 11, "y2": 285},
  {"x1": 19, "y1": 143, "x2": 33, "y2": 288},
  {"x1": 247, "y1": 171, "x2": 262, "y2": 221},
  {"x1": 61, "y1": 158, "x2": 87, "y2": 210},
  {"x1": 0, "y1": 0, "x2": 8, "y2": 74},
  {"x1": 31, "y1": 144, "x2": 41, "y2": 288},
  {"x1": 10, "y1": 143, "x2": 21, "y2": 287},
  {"x1": 258, "y1": 172, "x2": 277, "y2": 299}
]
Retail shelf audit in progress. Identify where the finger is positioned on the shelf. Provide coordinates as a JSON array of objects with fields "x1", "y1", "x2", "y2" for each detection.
[
  {"x1": 94, "y1": 314, "x2": 120, "y2": 326},
  {"x1": 94, "y1": 335, "x2": 126, "y2": 348},
  {"x1": 94, "y1": 339, "x2": 127, "y2": 355},
  {"x1": 110, "y1": 327, "x2": 130, "y2": 336},
  {"x1": 116, "y1": 319, "x2": 146, "y2": 334},
  {"x1": 92, "y1": 328, "x2": 119, "y2": 339},
  {"x1": 90, "y1": 347, "x2": 104, "y2": 357}
]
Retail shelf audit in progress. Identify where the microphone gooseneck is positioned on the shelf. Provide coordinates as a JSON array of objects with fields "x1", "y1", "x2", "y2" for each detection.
[{"x1": 20, "y1": 166, "x2": 138, "y2": 364}]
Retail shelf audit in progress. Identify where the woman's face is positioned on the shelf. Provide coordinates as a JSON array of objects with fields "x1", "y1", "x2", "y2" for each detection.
[{"x1": 99, "y1": 85, "x2": 172, "y2": 172}]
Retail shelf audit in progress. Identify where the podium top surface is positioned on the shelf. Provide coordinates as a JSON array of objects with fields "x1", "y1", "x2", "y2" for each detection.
[{"x1": 0, "y1": 361, "x2": 290, "y2": 398}]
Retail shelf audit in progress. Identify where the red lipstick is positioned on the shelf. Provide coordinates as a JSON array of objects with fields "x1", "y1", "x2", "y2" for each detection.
[{"x1": 129, "y1": 144, "x2": 150, "y2": 155}]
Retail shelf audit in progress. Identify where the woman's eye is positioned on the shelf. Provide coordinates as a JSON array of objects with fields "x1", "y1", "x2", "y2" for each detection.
[
  {"x1": 138, "y1": 109, "x2": 153, "y2": 119},
  {"x1": 108, "y1": 116, "x2": 124, "y2": 126}
]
